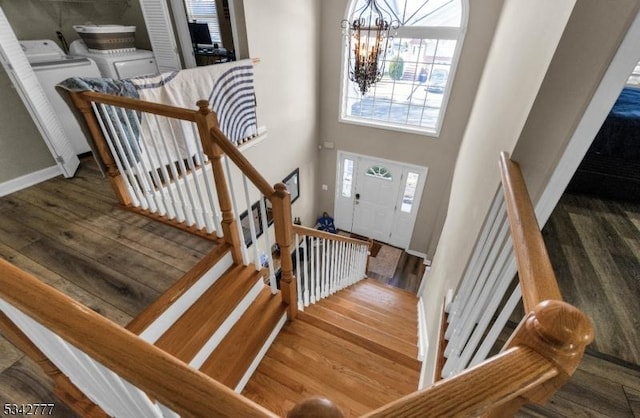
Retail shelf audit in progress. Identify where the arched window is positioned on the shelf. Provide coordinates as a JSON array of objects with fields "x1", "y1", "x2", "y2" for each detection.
[{"x1": 341, "y1": 0, "x2": 467, "y2": 136}]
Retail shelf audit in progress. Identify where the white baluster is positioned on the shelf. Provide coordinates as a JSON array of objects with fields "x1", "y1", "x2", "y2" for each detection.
[
  {"x1": 94, "y1": 103, "x2": 143, "y2": 208},
  {"x1": 260, "y1": 197, "x2": 277, "y2": 293},
  {"x1": 469, "y1": 278, "x2": 521, "y2": 368},
  {"x1": 445, "y1": 212, "x2": 509, "y2": 341},
  {"x1": 190, "y1": 123, "x2": 222, "y2": 236},
  {"x1": 295, "y1": 233, "x2": 302, "y2": 308},
  {"x1": 151, "y1": 114, "x2": 195, "y2": 226},
  {"x1": 303, "y1": 237, "x2": 310, "y2": 307},
  {"x1": 164, "y1": 118, "x2": 205, "y2": 229},
  {"x1": 448, "y1": 189, "x2": 504, "y2": 320},
  {"x1": 115, "y1": 107, "x2": 167, "y2": 217},
  {"x1": 242, "y1": 175, "x2": 260, "y2": 270},
  {"x1": 224, "y1": 157, "x2": 248, "y2": 265},
  {"x1": 443, "y1": 236, "x2": 514, "y2": 375}
]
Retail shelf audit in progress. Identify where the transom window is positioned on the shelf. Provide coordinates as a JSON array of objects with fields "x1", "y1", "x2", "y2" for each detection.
[
  {"x1": 365, "y1": 165, "x2": 393, "y2": 180},
  {"x1": 341, "y1": 0, "x2": 467, "y2": 136}
]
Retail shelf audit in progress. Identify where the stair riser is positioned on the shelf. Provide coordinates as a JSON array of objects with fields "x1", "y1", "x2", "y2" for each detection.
[
  {"x1": 138, "y1": 252, "x2": 233, "y2": 343},
  {"x1": 189, "y1": 278, "x2": 265, "y2": 369},
  {"x1": 234, "y1": 312, "x2": 287, "y2": 393}
]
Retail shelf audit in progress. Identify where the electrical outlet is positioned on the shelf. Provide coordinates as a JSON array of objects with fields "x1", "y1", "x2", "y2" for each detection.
[{"x1": 322, "y1": 184, "x2": 328, "y2": 191}]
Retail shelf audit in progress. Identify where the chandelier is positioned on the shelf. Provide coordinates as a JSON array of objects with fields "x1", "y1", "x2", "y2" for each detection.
[{"x1": 342, "y1": 0, "x2": 397, "y2": 95}]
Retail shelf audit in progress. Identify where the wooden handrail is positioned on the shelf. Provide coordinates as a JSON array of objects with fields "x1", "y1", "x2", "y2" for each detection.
[
  {"x1": 292, "y1": 224, "x2": 373, "y2": 247},
  {"x1": 209, "y1": 126, "x2": 275, "y2": 197},
  {"x1": 499, "y1": 152, "x2": 561, "y2": 312},
  {"x1": 362, "y1": 346, "x2": 557, "y2": 417},
  {"x1": 72, "y1": 91, "x2": 199, "y2": 121},
  {"x1": 0, "y1": 258, "x2": 277, "y2": 418}
]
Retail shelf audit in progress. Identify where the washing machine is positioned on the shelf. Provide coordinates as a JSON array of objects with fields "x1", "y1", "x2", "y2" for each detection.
[
  {"x1": 21, "y1": 39, "x2": 101, "y2": 155},
  {"x1": 69, "y1": 39, "x2": 158, "y2": 79}
]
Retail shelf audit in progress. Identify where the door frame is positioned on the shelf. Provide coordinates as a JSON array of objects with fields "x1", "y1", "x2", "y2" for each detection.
[{"x1": 334, "y1": 150, "x2": 428, "y2": 249}]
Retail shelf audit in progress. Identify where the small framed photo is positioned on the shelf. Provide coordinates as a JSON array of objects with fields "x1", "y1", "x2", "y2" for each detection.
[
  {"x1": 283, "y1": 168, "x2": 300, "y2": 204},
  {"x1": 239, "y1": 201, "x2": 263, "y2": 246},
  {"x1": 263, "y1": 196, "x2": 274, "y2": 226}
]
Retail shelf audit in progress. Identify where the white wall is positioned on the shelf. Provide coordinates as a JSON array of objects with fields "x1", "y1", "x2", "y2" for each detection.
[
  {"x1": 240, "y1": 0, "x2": 320, "y2": 228},
  {"x1": 419, "y1": 0, "x2": 576, "y2": 385}
]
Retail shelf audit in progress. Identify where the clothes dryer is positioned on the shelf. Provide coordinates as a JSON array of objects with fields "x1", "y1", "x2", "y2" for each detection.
[
  {"x1": 69, "y1": 39, "x2": 158, "y2": 79},
  {"x1": 21, "y1": 39, "x2": 101, "y2": 154}
]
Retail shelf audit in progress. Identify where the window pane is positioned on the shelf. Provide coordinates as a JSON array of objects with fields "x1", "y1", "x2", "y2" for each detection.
[
  {"x1": 342, "y1": 159, "x2": 354, "y2": 197},
  {"x1": 184, "y1": 0, "x2": 222, "y2": 44},
  {"x1": 401, "y1": 172, "x2": 420, "y2": 213},
  {"x1": 345, "y1": 37, "x2": 457, "y2": 131},
  {"x1": 352, "y1": 0, "x2": 462, "y2": 27}
]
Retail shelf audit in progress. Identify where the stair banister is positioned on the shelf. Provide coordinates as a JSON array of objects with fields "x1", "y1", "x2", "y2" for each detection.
[
  {"x1": 487, "y1": 152, "x2": 594, "y2": 414},
  {"x1": 498, "y1": 152, "x2": 561, "y2": 310},
  {"x1": 194, "y1": 100, "x2": 244, "y2": 263},
  {"x1": 290, "y1": 225, "x2": 372, "y2": 309},
  {"x1": 0, "y1": 258, "x2": 277, "y2": 418},
  {"x1": 208, "y1": 125, "x2": 298, "y2": 319}
]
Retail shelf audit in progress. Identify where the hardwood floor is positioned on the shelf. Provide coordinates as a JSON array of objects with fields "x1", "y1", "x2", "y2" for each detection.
[
  {"x1": 0, "y1": 159, "x2": 217, "y2": 415},
  {"x1": 367, "y1": 250, "x2": 425, "y2": 294},
  {"x1": 541, "y1": 192, "x2": 640, "y2": 366}
]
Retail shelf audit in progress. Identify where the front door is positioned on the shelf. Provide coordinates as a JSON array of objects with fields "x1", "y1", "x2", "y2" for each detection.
[
  {"x1": 351, "y1": 158, "x2": 403, "y2": 242},
  {"x1": 334, "y1": 151, "x2": 427, "y2": 248}
]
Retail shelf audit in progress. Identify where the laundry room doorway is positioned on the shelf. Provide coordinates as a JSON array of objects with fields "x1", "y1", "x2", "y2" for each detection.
[{"x1": 334, "y1": 151, "x2": 427, "y2": 249}]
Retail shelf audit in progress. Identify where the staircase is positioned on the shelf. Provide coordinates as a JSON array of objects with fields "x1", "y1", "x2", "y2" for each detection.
[
  {"x1": 126, "y1": 244, "x2": 288, "y2": 393},
  {"x1": 242, "y1": 279, "x2": 421, "y2": 417}
]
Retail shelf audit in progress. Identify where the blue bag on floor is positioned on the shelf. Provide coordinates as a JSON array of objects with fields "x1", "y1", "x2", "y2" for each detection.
[{"x1": 316, "y1": 212, "x2": 337, "y2": 234}]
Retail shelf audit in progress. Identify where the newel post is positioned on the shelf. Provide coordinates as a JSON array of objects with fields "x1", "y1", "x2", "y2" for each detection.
[
  {"x1": 68, "y1": 92, "x2": 131, "y2": 206},
  {"x1": 487, "y1": 300, "x2": 594, "y2": 416},
  {"x1": 195, "y1": 100, "x2": 243, "y2": 264},
  {"x1": 271, "y1": 183, "x2": 298, "y2": 320}
]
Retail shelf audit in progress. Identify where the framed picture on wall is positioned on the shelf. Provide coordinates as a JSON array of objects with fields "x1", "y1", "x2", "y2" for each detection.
[
  {"x1": 263, "y1": 196, "x2": 274, "y2": 226},
  {"x1": 283, "y1": 168, "x2": 300, "y2": 204},
  {"x1": 239, "y1": 201, "x2": 263, "y2": 246}
]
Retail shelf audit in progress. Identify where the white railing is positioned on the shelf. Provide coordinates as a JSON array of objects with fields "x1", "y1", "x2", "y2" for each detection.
[
  {"x1": 292, "y1": 226, "x2": 371, "y2": 310},
  {"x1": 0, "y1": 299, "x2": 174, "y2": 418},
  {"x1": 91, "y1": 101, "x2": 223, "y2": 235},
  {"x1": 441, "y1": 186, "x2": 522, "y2": 378},
  {"x1": 222, "y1": 155, "x2": 278, "y2": 294}
]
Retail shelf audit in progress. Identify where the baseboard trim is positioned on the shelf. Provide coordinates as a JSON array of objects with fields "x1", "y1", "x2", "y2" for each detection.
[
  {"x1": 406, "y1": 249, "x2": 428, "y2": 260},
  {"x1": 0, "y1": 165, "x2": 61, "y2": 197},
  {"x1": 417, "y1": 297, "x2": 428, "y2": 362}
]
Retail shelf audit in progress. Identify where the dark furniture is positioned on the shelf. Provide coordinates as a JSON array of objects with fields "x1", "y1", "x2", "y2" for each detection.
[{"x1": 566, "y1": 86, "x2": 640, "y2": 202}]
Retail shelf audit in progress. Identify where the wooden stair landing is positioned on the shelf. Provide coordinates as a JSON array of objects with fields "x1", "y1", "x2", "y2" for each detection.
[{"x1": 242, "y1": 279, "x2": 421, "y2": 417}]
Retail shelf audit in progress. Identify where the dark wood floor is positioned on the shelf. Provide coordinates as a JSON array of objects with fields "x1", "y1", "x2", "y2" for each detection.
[
  {"x1": 367, "y1": 249, "x2": 425, "y2": 294},
  {"x1": 1, "y1": 160, "x2": 638, "y2": 417},
  {"x1": 0, "y1": 160, "x2": 217, "y2": 416},
  {"x1": 541, "y1": 192, "x2": 640, "y2": 366}
]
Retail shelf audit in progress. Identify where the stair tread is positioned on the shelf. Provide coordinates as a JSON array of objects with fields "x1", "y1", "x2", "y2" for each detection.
[
  {"x1": 281, "y1": 320, "x2": 419, "y2": 392},
  {"x1": 347, "y1": 279, "x2": 418, "y2": 306},
  {"x1": 309, "y1": 297, "x2": 417, "y2": 343},
  {"x1": 126, "y1": 244, "x2": 231, "y2": 334},
  {"x1": 199, "y1": 287, "x2": 286, "y2": 388},
  {"x1": 328, "y1": 290, "x2": 418, "y2": 330},
  {"x1": 363, "y1": 277, "x2": 419, "y2": 298},
  {"x1": 154, "y1": 264, "x2": 263, "y2": 363},
  {"x1": 242, "y1": 319, "x2": 419, "y2": 416},
  {"x1": 299, "y1": 308, "x2": 420, "y2": 370},
  {"x1": 340, "y1": 283, "x2": 418, "y2": 321}
]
